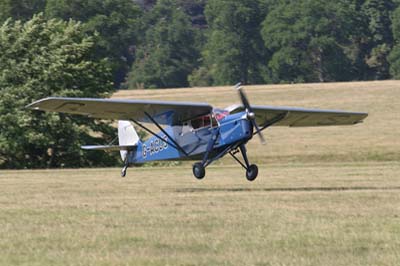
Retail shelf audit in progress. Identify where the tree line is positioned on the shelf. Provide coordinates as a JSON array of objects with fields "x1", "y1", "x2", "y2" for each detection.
[
  {"x1": 2, "y1": 0, "x2": 400, "y2": 89},
  {"x1": 1, "y1": 0, "x2": 399, "y2": 168}
]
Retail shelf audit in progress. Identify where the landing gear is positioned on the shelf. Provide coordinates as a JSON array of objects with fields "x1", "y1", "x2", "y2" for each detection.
[
  {"x1": 192, "y1": 143, "x2": 259, "y2": 181},
  {"x1": 246, "y1": 164, "x2": 258, "y2": 181},
  {"x1": 121, "y1": 165, "x2": 128, "y2": 177},
  {"x1": 192, "y1": 162, "x2": 205, "y2": 180},
  {"x1": 121, "y1": 155, "x2": 129, "y2": 177},
  {"x1": 191, "y1": 129, "x2": 220, "y2": 180},
  {"x1": 229, "y1": 144, "x2": 259, "y2": 181}
]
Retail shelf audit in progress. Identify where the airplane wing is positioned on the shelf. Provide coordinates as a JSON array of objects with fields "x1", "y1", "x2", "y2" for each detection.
[
  {"x1": 27, "y1": 97, "x2": 213, "y2": 125},
  {"x1": 229, "y1": 105, "x2": 368, "y2": 127}
]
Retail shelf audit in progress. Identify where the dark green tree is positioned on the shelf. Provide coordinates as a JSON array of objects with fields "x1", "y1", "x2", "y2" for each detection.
[
  {"x1": 0, "y1": 0, "x2": 46, "y2": 22},
  {"x1": 177, "y1": 0, "x2": 208, "y2": 28},
  {"x1": 0, "y1": 14, "x2": 118, "y2": 169},
  {"x1": 128, "y1": 0, "x2": 199, "y2": 89},
  {"x1": 45, "y1": 0, "x2": 142, "y2": 88},
  {"x1": 361, "y1": 0, "x2": 395, "y2": 79},
  {"x1": 389, "y1": 5, "x2": 400, "y2": 77},
  {"x1": 262, "y1": 0, "x2": 357, "y2": 83},
  {"x1": 199, "y1": 0, "x2": 267, "y2": 86}
]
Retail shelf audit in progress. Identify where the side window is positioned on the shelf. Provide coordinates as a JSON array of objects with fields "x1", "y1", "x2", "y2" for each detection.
[
  {"x1": 211, "y1": 116, "x2": 218, "y2": 127},
  {"x1": 191, "y1": 118, "x2": 203, "y2": 129},
  {"x1": 204, "y1": 116, "x2": 211, "y2": 127},
  {"x1": 191, "y1": 115, "x2": 214, "y2": 130}
]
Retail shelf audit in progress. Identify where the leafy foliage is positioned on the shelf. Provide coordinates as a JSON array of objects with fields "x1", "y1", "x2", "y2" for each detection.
[
  {"x1": 0, "y1": 14, "x2": 118, "y2": 168},
  {"x1": 200, "y1": 0, "x2": 267, "y2": 85},
  {"x1": 361, "y1": 0, "x2": 395, "y2": 79},
  {"x1": 2, "y1": 0, "x2": 400, "y2": 88},
  {"x1": 0, "y1": 0, "x2": 46, "y2": 22},
  {"x1": 262, "y1": 0, "x2": 358, "y2": 83},
  {"x1": 388, "y1": 3, "x2": 400, "y2": 78},
  {"x1": 128, "y1": 0, "x2": 200, "y2": 89},
  {"x1": 45, "y1": 0, "x2": 142, "y2": 87}
]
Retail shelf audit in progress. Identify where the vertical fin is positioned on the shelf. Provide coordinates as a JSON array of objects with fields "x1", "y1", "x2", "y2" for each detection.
[{"x1": 118, "y1": 120, "x2": 140, "y2": 161}]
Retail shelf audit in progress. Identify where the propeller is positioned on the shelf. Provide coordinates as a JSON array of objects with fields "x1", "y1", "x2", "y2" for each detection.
[{"x1": 235, "y1": 83, "x2": 266, "y2": 144}]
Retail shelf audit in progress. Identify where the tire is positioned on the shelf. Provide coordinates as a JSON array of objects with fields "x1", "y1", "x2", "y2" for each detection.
[
  {"x1": 246, "y1": 164, "x2": 258, "y2": 181},
  {"x1": 192, "y1": 163, "x2": 206, "y2": 180}
]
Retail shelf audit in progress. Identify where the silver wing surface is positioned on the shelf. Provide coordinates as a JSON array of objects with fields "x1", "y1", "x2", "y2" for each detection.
[
  {"x1": 229, "y1": 105, "x2": 368, "y2": 127},
  {"x1": 27, "y1": 97, "x2": 213, "y2": 125}
]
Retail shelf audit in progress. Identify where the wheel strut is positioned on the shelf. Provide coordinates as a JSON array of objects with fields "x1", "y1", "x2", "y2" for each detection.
[
  {"x1": 121, "y1": 165, "x2": 128, "y2": 177},
  {"x1": 237, "y1": 144, "x2": 259, "y2": 181},
  {"x1": 121, "y1": 154, "x2": 129, "y2": 177},
  {"x1": 192, "y1": 129, "x2": 220, "y2": 180}
]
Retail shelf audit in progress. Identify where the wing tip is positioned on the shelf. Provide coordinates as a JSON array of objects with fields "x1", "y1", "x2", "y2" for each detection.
[
  {"x1": 26, "y1": 97, "x2": 55, "y2": 110},
  {"x1": 358, "y1": 112, "x2": 369, "y2": 122},
  {"x1": 25, "y1": 100, "x2": 42, "y2": 110}
]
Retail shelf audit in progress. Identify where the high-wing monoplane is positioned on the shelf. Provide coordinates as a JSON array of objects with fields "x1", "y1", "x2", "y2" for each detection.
[{"x1": 27, "y1": 84, "x2": 368, "y2": 181}]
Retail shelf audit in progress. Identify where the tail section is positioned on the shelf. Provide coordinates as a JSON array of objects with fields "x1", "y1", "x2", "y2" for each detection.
[
  {"x1": 81, "y1": 120, "x2": 141, "y2": 177},
  {"x1": 118, "y1": 120, "x2": 140, "y2": 161},
  {"x1": 81, "y1": 121, "x2": 141, "y2": 162}
]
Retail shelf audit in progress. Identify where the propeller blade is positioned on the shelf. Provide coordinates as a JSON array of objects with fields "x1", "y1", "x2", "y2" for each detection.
[
  {"x1": 252, "y1": 120, "x2": 266, "y2": 144},
  {"x1": 237, "y1": 86, "x2": 252, "y2": 111},
  {"x1": 235, "y1": 83, "x2": 266, "y2": 145}
]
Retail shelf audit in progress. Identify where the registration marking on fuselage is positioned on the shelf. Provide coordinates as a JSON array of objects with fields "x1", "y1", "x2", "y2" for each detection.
[{"x1": 142, "y1": 135, "x2": 168, "y2": 158}]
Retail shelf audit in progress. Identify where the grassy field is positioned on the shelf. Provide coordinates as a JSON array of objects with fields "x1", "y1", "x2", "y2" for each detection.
[
  {"x1": 1, "y1": 164, "x2": 399, "y2": 265},
  {"x1": 1, "y1": 80, "x2": 400, "y2": 265}
]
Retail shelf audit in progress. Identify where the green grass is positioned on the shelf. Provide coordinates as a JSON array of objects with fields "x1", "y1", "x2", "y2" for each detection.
[{"x1": 1, "y1": 162, "x2": 400, "y2": 265}]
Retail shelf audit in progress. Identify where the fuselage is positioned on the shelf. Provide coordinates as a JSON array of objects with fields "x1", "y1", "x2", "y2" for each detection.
[{"x1": 129, "y1": 111, "x2": 253, "y2": 164}]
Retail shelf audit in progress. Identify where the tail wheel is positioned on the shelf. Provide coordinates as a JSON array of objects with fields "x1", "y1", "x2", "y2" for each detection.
[
  {"x1": 121, "y1": 166, "x2": 127, "y2": 177},
  {"x1": 192, "y1": 163, "x2": 206, "y2": 180},
  {"x1": 246, "y1": 164, "x2": 258, "y2": 181}
]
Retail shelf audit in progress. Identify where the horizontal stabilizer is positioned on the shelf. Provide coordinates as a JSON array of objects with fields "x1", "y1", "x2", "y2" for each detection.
[{"x1": 81, "y1": 145, "x2": 137, "y2": 151}]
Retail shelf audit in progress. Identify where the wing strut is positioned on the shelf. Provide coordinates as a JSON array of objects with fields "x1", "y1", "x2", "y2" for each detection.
[
  {"x1": 143, "y1": 112, "x2": 189, "y2": 157},
  {"x1": 130, "y1": 113, "x2": 189, "y2": 157},
  {"x1": 257, "y1": 111, "x2": 289, "y2": 133}
]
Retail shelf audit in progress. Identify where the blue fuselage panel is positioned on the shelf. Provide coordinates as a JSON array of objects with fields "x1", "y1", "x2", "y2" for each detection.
[{"x1": 130, "y1": 111, "x2": 252, "y2": 163}]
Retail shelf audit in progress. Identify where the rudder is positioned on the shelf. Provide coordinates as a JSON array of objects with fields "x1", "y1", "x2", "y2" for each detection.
[{"x1": 118, "y1": 120, "x2": 140, "y2": 161}]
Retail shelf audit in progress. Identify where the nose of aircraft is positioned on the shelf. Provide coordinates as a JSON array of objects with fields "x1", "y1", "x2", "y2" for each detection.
[
  {"x1": 247, "y1": 112, "x2": 255, "y2": 120},
  {"x1": 235, "y1": 83, "x2": 266, "y2": 144}
]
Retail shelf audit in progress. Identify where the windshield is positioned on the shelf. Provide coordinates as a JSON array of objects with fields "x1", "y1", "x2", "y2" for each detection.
[{"x1": 214, "y1": 110, "x2": 230, "y2": 121}]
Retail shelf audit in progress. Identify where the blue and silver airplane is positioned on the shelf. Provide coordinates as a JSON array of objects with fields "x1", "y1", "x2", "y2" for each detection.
[{"x1": 27, "y1": 84, "x2": 368, "y2": 181}]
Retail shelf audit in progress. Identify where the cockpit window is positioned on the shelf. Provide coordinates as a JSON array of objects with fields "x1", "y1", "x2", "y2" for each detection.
[
  {"x1": 190, "y1": 115, "x2": 216, "y2": 130},
  {"x1": 214, "y1": 111, "x2": 229, "y2": 121},
  {"x1": 191, "y1": 117, "x2": 203, "y2": 129},
  {"x1": 204, "y1": 116, "x2": 211, "y2": 127}
]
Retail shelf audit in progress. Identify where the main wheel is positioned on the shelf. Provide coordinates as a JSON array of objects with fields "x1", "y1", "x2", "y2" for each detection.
[
  {"x1": 192, "y1": 163, "x2": 205, "y2": 180},
  {"x1": 246, "y1": 164, "x2": 258, "y2": 181}
]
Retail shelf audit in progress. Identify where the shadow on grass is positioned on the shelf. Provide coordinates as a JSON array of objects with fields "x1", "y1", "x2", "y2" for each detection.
[{"x1": 175, "y1": 186, "x2": 400, "y2": 193}]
